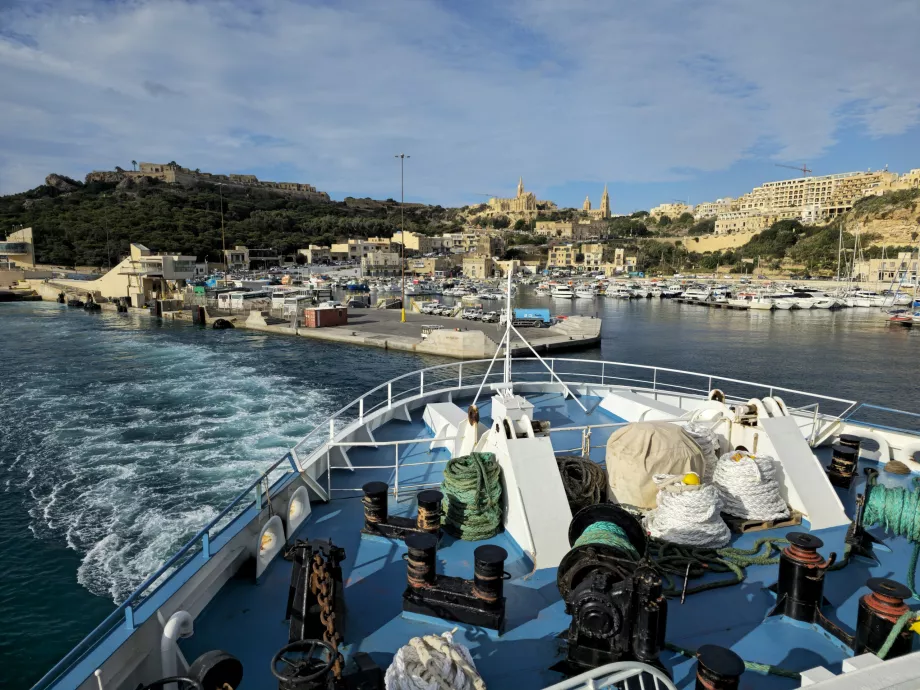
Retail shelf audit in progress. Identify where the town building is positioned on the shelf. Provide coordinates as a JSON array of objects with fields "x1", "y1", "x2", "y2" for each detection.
[
  {"x1": 88, "y1": 163, "x2": 331, "y2": 202},
  {"x1": 224, "y1": 246, "x2": 250, "y2": 271},
  {"x1": 650, "y1": 202, "x2": 693, "y2": 219},
  {"x1": 694, "y1": 198, "x2": 735, "y2": 219},
  {"x1": 462, "y1": 256, "x2": 494, "y2": 279},
  {"x1": 494, "y1": 259, "x2": 523, "y2": 277},
  {"x1": 853, "y1": 252, "x2": 919, "y2": 285},
  {"x1": 223, "y1": 246, "x2": 281, "y2": 270},
  {"x1": 0, "y1": 227, "x2": 35, "y2": 269},
  {"x1": 361, "y1": 251, "x2": 401, "y2": 277},
  {"x1": 581, "y1": 243, "x2": 605, "y2": 270},
  {"x1": 714, "y1": 214, "x2": 773, "y2": 235},
  {"x1": 732, "y1": 170, "x2": 899, "y2": 223},
  {"x1": 582, "y1": 185, "x2": 611, "y2": 220},
  {"x1": 486, "y1": 178, "x2": 556, "y2": 219},
  {"x1": 406, "y1": 256, "x2": 454, "y2": 277},
  {"x1": 330, "y1": 239, "x2": 378, "y2": 261},
  {"x1": 548, "y1": 244, "x2": 578, "y2": 268},
  {"x1": 534, "y1": 220, "x2": 601, "y2": 241},
  {"x1": 52, "y1": 243, "x2": 196, "y2": 306},
  {"x1": 298, "y1": 245, "x2": 331, "y2": 264},
  {"x1": 391, "y1": 231, "x2": 441, "y2": 254}
]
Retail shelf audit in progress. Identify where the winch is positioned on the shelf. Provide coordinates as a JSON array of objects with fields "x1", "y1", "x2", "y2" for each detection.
[
  {"x1": 554, "y1": 504, "x2": 667, "y2": 675},
  {"x1": 401, "y1": 532, "x2": 508, "y2": 631}
]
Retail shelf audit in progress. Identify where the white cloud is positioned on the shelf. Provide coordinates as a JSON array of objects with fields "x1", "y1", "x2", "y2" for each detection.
[{"x1": 0, "y1": 0, "x2": 918, "y2": 204}]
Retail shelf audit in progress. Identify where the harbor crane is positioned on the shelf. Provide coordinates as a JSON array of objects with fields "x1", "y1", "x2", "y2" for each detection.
[{"x1": 775, "y1": 163, "x2": 812, "y2": 177}]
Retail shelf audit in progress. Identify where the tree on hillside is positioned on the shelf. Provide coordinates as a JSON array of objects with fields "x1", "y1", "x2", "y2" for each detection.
[
  {"x1": 658, "y1": 215, "x2": 672, "y2": 227},
  {"x1": 131, "y1": 160, "x2": 137, "y2": 171},
  {"x1": 678, "y1": 212, "x2": 695, "y2": 224},
  {"x1": 492, "y1": 215, "x2": 511, "y2": 229},
  {"x1": 688, "y1": 218, "x2": 716, "y2": 236},
  {"x1": 513, "y1": 218, "x2": 526, "y2": 231},
  {"x1": 631, "y1": 210, "x2": 649, "y2": 219}
]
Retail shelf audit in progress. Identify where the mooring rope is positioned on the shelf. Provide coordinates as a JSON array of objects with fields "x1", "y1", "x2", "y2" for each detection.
[
  {"x1": 385, "y1": 630, "x2": 487, "y2": 690},
  {"x1": 573, "y1": 521, "x2": 640, "y2": 560},
  {"x1": 555, "y1": 455, "x2": 607, "y2": 513},
  {"x1": 440, "y1": 452, "x2": 503, "y2": 541},
  {"x1": 713, "y1": 451, "x2": 789, "y2": 522},
  {"x1": 664, "y1": 642, "x2": 801, "y2": 680},
  {"x1": 863, "y1": 475, "x2": 920, "y2": 598}
]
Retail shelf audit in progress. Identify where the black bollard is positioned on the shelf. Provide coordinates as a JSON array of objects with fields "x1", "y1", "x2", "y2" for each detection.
[
  {"x1": 695, "y1": 644, "x2": 745, "y2": 690},
  {"x1": 774, "y1": 532, "x2": 829, "y2": 622},
  {"x1": 405, "y1": 533, "x2": 437, "y2": 589},
  {"x1": 362, "y1": 481, "x2": 388, "y2": 531},
  {"x1": 416, "y1": 490, "x2": 443, "y2": 533},
  {"x1": 472, "y1": 545, "x2": 508, "y2": 604},
  {"x1": 827, "y1": 444, "x2": 859, "y2": 488}
]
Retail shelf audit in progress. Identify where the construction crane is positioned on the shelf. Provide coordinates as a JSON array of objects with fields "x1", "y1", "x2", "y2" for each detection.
[{"x1": 775, "y1": 163, "x2": 812, "y2": 177}]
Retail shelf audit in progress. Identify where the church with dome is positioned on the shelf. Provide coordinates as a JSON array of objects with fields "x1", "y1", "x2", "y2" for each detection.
[{"x1": 582, "y1": 185, "x2": 611, "y2": 220}]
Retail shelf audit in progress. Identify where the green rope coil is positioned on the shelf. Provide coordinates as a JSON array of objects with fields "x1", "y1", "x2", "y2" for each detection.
[
  {"x1": 664, "y1": 642, "x2": 801, "y2": 680},
  {"x1": 650, "y1": 537, "x2": 788, "y2": 596},
  {"x1": 440, "y1": 452, "x2": 503, "y2": 541},
  {"x1": 573, "y1": 521, "x2": 640, "y2": 561},
  {"x1": 863, "y1": 476, "x2": 920, "y2": 598}
]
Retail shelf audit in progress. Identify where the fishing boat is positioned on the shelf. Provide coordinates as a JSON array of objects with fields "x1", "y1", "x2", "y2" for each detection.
[{"x1": 31, "y1": 279, "x2": 920, "y2": 690}]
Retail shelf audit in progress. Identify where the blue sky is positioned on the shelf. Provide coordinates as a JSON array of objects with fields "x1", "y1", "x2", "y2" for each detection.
[{"x1": 1, "y1": 0, "x2": 919, "y2": 212}]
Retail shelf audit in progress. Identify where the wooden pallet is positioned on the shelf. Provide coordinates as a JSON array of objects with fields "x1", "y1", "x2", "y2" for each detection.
[{"x1": 722, "y1": 510, "x2": 802, "y2": 534}]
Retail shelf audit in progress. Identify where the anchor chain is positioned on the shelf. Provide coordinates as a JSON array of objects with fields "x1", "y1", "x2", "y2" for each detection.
[{"x1": 310, "y1": 551, "x2": 344, "y2": 679}]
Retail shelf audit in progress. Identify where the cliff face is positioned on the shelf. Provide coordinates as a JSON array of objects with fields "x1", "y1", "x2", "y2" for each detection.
[
  {"x1": 45, "y1": 173, "x2": 83, "y2": 192},
  {"x1": 843, "y1": 205, "x2": 920, "y2": 245}
]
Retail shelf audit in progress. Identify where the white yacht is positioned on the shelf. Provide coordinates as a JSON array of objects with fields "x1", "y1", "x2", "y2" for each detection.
[
  {"x1": 680, "y1": 285, "x2": 712, "y2": 302},
  {"x1": 550, "y1": 284, "x2": 575, "y2": 299},
  {"x1": 574, "y1": 285, "x2": 597, "y2": 299},
  {"x1": 727, "y1": 292, "x2": 775, "y2": 310}
]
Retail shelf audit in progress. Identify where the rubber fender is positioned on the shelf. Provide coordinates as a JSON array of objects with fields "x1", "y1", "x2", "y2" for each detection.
[
  {"x1": 285, "y1": 486, "x2": 311, "y2": 540},
  {"x1": 255, "y1": 515, "x2": 285, "y2": 579}
]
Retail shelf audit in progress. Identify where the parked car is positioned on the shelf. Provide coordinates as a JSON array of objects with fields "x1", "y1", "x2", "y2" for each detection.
[
  {"x1": 481, "y1": 311, "x2": 500, "y2": 323},
  {"x1": 462, "y1": 308, "x2": 483, "y2": 320},
  {"x1": 435, "y1": 305, "x2": 453, "y2": 316}
]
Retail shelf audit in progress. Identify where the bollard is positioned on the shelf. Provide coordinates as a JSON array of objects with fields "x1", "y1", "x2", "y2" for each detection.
[
  {"x1": 855, "y1": 578, "x2": 914, "y2": 659},
  {"x1": 695, "y1": 644, "x2": 744, "y2": 690},
  {"x1": 416, "y1": 490, "x2": 443, "y2": 533},
  {"x1": 362, "y1": 481, "x2": 388, "y2": 531},
  {"x1": 472, "y1": 545, "x2": 508, "y2": 604},
  {"x1": 405, "y1": 533, "x2": 437, "y2": 589}
]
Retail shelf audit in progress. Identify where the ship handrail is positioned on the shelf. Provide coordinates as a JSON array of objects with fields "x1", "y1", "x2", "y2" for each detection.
[
  {"x1": 35, "y1": 356, "x2": 916, "y2": 690},
  {"x1": 541, "y1": 660, "x2": 678, "y2": 690}
]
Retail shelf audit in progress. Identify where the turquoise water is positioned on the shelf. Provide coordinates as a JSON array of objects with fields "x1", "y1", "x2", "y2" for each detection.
[{"x1": 1, "y1": 297, "x2": 919, "y2": 688}]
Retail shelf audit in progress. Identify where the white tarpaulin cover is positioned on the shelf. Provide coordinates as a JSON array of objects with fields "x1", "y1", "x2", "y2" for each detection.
[{"x1": 606, "y1": 422, "x2": 705, "y2": 510}]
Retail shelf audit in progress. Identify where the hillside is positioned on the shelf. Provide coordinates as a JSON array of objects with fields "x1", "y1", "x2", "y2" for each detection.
[{"x1": 0, "y1": 173, "x2": 465, "y2": 267}]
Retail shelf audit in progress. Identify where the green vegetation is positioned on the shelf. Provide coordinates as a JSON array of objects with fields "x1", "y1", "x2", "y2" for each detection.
[
  {"x1": 851, "y1": 188, "x2": 920, "y2": 217},
  {"x1": 687, "y1": 218, "x2": 716, "y2": 236},
  {"x1": 0, "y1": 178, "x2": 463, "y2": 266}
]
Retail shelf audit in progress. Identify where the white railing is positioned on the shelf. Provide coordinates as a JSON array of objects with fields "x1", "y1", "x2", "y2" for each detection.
[
  {"x1": 542, "y1": 660, "x2": 678, "y2": 690},
  {"x1": 35, "y1": 356, "x2": 915, "y2": 690}
]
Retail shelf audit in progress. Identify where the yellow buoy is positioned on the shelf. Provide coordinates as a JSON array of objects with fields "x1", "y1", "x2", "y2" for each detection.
[
  {"x1": 910, "y1": 620, "x2": 920, "y2": 635},
  {"x1": 683, "y1": 472, "x2": 701, "y2": 485}
]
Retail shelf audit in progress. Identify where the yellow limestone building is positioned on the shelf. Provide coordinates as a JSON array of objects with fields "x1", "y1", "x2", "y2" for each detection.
[{"x1": 487, "y1": 178, "x2": 556, "y2": 219}]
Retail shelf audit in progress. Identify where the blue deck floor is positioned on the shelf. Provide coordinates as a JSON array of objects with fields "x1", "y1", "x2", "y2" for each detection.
[{"x1": 181, "y1": 393, "x2": 919, "y2": 689}]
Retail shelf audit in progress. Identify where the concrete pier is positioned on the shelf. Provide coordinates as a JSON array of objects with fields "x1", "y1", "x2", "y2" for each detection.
[{"x1": 175, "y1": 306, "x2": 601, "y2": 359}]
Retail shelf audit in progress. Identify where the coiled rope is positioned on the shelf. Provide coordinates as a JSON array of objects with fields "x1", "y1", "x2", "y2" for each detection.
[
  {"x1": 684, "y1": 422, "x2": 720, "y2": 481},
  {"x1": 713, "y1": 451, "x2": 789, "y2": 521},
  {"x1": 573, "y1": 521, "x2": 640, "y2": 560},
  {"x1": 385, "y1": 630, "x2": 486, "y2": 690},
  {"x1": 440, "y1": 452, "x2": 502, "y2": 541},
  {"x1": 645, "y1": 474, "x2": 731, "y2": 548},
  {"x1": 665, "y1": 642, "x2": 801, "y2": 680},
  {"x1": 863, "y1": 476, "x2": 920, "y2": 598},
  {"x1": 650, "y1": 537, "x2": 788, "y2": 596},
  {"x1": 555, "y1": 455, "x2": 607, "y2": 513}
]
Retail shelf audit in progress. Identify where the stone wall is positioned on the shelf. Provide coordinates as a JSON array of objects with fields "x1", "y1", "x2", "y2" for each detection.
[{"x1": 654, "y1": 230, "x2": 761, "y2": 252}]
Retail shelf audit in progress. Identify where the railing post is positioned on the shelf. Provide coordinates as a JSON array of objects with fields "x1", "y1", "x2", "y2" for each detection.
[
  {"x1": 601, "y1": 362, "x2": 605, "y2": 385},
  {"x1": 708, "y1": 376, "x2": 712, "y2": 393},
  {"x1": 387, "y1": 383, "x2": 392, "y2": 409},
  {"x1": 550, "y1": 358, "x2": 555, "y2": 383},
  {"x1": 394, "y1": 443, "x2": 399, "y2": 499},
  {"x1": 124, "y1": 605, "x2": 135, "y2": 631},
  {"x1": 810, "y1": 404, "x2": 820, "y2": 446},
  {"x1": 329, "y1": 418, "x2": 335, "y2": 441},
  {"x1": 326, "y1": 448, "x2": 331, "y2": 497},
  {"x1": 359, "y1": 397, "x2": 364, "y2": 424},
  {"x1": 458, "y1": 363, "x2": 463, "y2": 387},
  {"x1": 653, "y1": 368, "x2": 658, "y2": 399},
  {"x1": 202, "y1": 532, "x2": 210, "y2": 561},
  {"x1": 420, "y1": 371, "x2": 424, "y2": 394}
]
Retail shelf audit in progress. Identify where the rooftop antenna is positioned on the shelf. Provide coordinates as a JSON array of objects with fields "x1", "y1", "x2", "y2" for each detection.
[{"x1": 470, "y1": 267, "x2": 587, "y2": 412}]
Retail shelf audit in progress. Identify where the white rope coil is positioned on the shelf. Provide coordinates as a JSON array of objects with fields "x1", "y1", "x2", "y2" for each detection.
[
  {"x1": 644, "y1": 474, "x2": 731, "y2": 548},
  {"x1": 385, "y1": 630, "x2": 486, "y2": 690},
  {"x1": 713, "y1": 451, "x2": 789, "y2": 521},
  {"x1": 684, "y1": 422, "x2": 720, "y2": 482}
]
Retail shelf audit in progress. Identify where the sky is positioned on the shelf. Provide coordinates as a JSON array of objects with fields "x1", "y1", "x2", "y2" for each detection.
[{"x1": 1, "y1": 0, "x2": 919, "y2": 212}]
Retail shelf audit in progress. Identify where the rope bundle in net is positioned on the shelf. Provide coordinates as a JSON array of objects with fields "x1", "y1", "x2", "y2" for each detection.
[
  {"x1": 440, "y1": 452, "x2": 503, "y2": 541},
  {"x1": 555, "y1": 455, "x2": 607, "y2": 513},
  {"x1": 645, "y1": 474, "x2": 731, "y2": 548},
  {"x1": 713, "y1": 451, "x2": 788, "y2": 521},
  {"x1": 385, "y1": 630, "x2": 486, "y2": 690},
  {"x1": 684, "y1": 422, "x2": 720, "y2": 481}
]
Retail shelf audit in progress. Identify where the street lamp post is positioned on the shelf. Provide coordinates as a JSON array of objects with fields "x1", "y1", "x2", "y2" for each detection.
[
  {"x1": 218, "y1": 183, "x2": 227, "y2": 283},
  {"x1": 395, "y1": 154, "x2": 410, "y2": 322}
]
